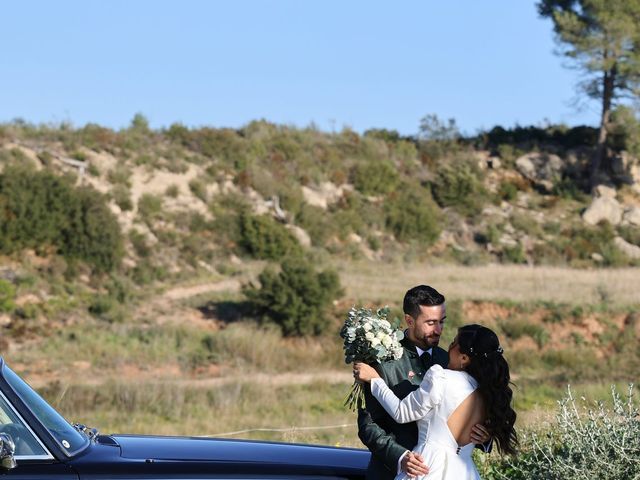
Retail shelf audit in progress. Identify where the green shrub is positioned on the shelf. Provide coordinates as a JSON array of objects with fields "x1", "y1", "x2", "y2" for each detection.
[
  {"x1": 511, "y1": 213, "x2": 543, "y2": 237},
  {"x1": 0, "y1": 280, "x2": 15, "y2": 313},
  {"x1": 296, "y1": 204, "x2": 332, "y2": 247},
  {"x1": 238, "y1": 214, "x2": 302, "y2": 260},
  {"x1": 384, "y1": 183, "x2": 442, "y2": 244},
  {"x1": 609, "y1": 105, "x2": 640, "y2": 157},
  {"x1": 495, "y1": 144, "x2": 524, "y2": 166},
  {"x1": 351, "y1": 161, "x2": 399, "y2": 195},
  {"x1": 165, "y1": 184, "x2": 180, "y2": 198},
  {"x1": 497, "y1": 181, "x2": 519, "y2": 201},
  {"x1": 188, "y1": 179, "x2": 208, "y2": 202},
  {"x1": 0, "y1": 166, "x2": 123, "y2": 273},
  {"x1": 129, "y1": 230, "x2": 151, "y2": 258},
  {"x1": 618, "y1": 225, "x2": 640, "y2": 247},
  {"x1": 556, "y1": 224, "x2": 622, "y2": 266},
  {"x1": 488, "y1": 385, "x2": 640, "y2": 480},
  {"x1": 430, "y1": 157, "x2": 487, "y2": 215},
  {"x1": 137, "y1": 193, "x2": 163, "y2": 223},
  {"x1": 552, "y1": 177, "x2": 588, "y2": 201},
  {"x1": 499, "y1": 318, "x2": 548, "y2": 348},
  {"x1": 111, "y1": 185, "x2": 133, "y2": 211},
  {"x1": 107, "y1": 165, "x2": 132, "y2": 187},
  {"x1": 502, "y1": 243, "x2": 527, "y2": 264},
  {"x1": 243, "y1": 256, "x2": 342, "y2": 336},
  {"x1": 63, "y1": 187, "x2": 124, "y2": 272}
]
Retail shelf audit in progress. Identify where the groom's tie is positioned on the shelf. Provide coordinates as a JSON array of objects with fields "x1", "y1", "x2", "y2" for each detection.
[{"x1": 420, "y1": 351, "x2": 432, "y2": 370}]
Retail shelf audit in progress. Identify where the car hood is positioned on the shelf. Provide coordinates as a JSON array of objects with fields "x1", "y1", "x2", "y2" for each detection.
[{"x1": 113, "y1": 434, "x2": 369, "y2": 467}]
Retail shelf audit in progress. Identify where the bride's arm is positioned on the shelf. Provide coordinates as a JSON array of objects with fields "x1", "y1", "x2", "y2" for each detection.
[{"x1": 355, "y1": 363, "x2": 445, "y2": 424}]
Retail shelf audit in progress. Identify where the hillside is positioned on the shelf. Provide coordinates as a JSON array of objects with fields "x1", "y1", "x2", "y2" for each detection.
[
  {"x1": 0, "y1": 118, "x2": 639, "y2": 442},
  {"x1": 2, "y1": 119, "x2": 640, "y2": 272}
]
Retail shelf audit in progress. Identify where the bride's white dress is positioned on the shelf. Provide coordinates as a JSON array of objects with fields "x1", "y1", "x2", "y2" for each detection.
[{"x1": 370, "y1": 364, "x2": 480, "y2": 480}]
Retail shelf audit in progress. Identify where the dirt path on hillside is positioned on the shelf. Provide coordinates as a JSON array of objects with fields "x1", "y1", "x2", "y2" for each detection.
[
  {"x1": 163, "y1": 278, "x2": 242, "y2": 300},
  {"x1": 25, "y1": 370, "x2": 353, "y2": 389}
]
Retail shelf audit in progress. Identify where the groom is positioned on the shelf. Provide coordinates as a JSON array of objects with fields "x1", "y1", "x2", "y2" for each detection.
[{"x1": 357, "y1": 285, "x2": 489, "y2": 479}]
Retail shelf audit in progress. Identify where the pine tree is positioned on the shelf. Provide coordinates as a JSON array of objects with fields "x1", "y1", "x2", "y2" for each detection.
[{"x1": 538, "y1": 0, "x2": 640, "y2": 187}]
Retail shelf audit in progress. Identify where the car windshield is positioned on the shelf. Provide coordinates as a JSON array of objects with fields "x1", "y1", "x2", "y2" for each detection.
[{"x1": 3, "y1": 366, "x2": 89, "y2": 456}]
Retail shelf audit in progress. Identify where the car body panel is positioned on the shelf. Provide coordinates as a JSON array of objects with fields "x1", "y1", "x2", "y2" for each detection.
[{"x1": 0, "y1": 358, "x2": 369, "y2": 478}]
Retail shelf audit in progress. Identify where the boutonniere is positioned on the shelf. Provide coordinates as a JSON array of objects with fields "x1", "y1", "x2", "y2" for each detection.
[{"x1": 408, "y1": 370, "x2": 415, "y2": 380}]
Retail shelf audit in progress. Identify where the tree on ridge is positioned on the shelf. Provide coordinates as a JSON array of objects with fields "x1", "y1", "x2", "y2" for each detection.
[{"x1": 538, "y1": 0, "x2": 640, "y2": 188}]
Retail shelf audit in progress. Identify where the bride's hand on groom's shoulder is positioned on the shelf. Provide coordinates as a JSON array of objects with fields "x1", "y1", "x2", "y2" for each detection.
[{"x1": 352, "y1": 362, "x2": 380, "y2": 383}]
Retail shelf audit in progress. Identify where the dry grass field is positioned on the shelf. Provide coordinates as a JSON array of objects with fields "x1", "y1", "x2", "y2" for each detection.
[
  {"x1": 339, "y1": 262, "x2": 640, "y2": 306},
  {"x1": 8, "y1": 262, "x2": 640, "y2": 448}
]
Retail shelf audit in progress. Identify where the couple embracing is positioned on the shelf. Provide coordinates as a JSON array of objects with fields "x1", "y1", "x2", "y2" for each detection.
[{"x1": 354, "y1": 285, "x2": 517, "y2": 480}]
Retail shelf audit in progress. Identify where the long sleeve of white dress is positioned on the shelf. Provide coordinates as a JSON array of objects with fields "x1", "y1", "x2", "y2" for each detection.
[{"x1": 370, "y1": 365, "x2": 446, "y2": 424}]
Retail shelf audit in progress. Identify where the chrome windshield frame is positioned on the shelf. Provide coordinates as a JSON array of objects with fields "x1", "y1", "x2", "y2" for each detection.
[
  {"x1": 0, "y1": 358, "x2": 90, "y2": 459},
  {"x1": 0, "y1": 389, "x2": 54, "y2": 461}
]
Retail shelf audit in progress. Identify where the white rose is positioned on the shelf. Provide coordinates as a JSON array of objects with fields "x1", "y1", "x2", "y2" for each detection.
[
  {"x1": 381, "y1": 320, "x2": 391, "y2": 329},
  {"x1": 370, "y1": 338, "x2": 381, "y2": 347},
  {"x1": 376, "y1": 331, "x2": 385, "y2": 340},
  {"x1": 363, "y1": 322, "x2": 372, "y2": 332},
  {"x1": 365, "y1": 332, "x2": 375, "y2": 341},
  {"x1": 382, "y1": 335, "x2": 392, "y2": 348}
]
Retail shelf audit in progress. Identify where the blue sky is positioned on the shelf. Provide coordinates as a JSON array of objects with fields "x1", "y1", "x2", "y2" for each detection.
[{"x1": 0, "y1": 1, "x2": 600, "y2": 136}]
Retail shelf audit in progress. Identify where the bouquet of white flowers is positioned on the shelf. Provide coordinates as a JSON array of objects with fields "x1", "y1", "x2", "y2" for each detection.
[{"x1": 340, "y1": 306, "x2": 404, "y2": 411}]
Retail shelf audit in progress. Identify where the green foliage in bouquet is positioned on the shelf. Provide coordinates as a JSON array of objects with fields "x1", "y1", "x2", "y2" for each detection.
[
  {"x1": 243, "y1": 256, "x2": 342, "y2": 336},
  {"x1": 340, "y1": 306, "x2": 404, "y2": 410}
]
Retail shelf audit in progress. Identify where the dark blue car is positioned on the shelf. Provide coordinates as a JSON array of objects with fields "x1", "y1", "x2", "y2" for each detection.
[{"x1": 0, "y1": 357, "x2": 369, "y2": 478}]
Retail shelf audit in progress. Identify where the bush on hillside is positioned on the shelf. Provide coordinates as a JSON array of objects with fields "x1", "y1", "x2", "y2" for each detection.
[
  {"x1": 430, "y1": 157, "x2": 487, "y2": 215},
  {"x1": 351, "y1": 161, "x2": 399, "y2": 196},
  {"x1": 243, "y1": 256, "x2": 342, "y2": 336},
  {"x1": 239, "y1": 213, "x2": 302, "y2": 260},
  {"x1": 137, "y1": 193, "x2": 163, "y2": 223},
  {"x1": 0, "y1": 280, "x2": 15, "y2": 313},
  {"x1": 384, "y1": 183, "x2": 442, "y2": 245},
  {"x1": 111, "y1": 185, "x2": 133, "y2": 211},
  {"x1": 607, "y1": 105, "x2": 640, "y2": 158},
  {"x1": 552, "y1": 223, "x2": 627, "y2": 267},
  {"x1": 0, "y1": 166, "x2": 123, "y2": 273}
]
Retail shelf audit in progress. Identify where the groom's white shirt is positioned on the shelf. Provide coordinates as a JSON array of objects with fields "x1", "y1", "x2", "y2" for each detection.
[{"x1": 396, "y1": 347, "x2": 432, "y2": 473}]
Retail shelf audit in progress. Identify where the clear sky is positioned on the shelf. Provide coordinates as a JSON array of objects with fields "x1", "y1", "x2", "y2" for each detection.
[{"x1": 0, "y1": 1, "x2": 601, "y2": 136}]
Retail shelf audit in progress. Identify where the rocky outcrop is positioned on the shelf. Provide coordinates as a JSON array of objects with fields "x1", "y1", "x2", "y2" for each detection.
[
  {"x1": 614, "y1": 236, "x2": 640, "y2": 259},
  {"x1": 515, "y1": 152, "x2": 564, "y2": 192},
  {"x1": 286, "y1": 225, "x2": 311, "y2": 248},
  {"x1": 583, "y1": 197, "x2": 623, "y2": 225},
  {"x1": 301, "y1": 182, "x2": 349, "y2": 210},
  {"x1": 622, "y1": 206, "x2": 640, "y2": 227},
  {"x1": 582, "y1": 185, "x2": 623, "y2": 226}
]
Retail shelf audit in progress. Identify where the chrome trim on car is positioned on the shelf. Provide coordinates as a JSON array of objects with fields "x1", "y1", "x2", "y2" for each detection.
[{"x1": 0, "y1": 390, "x2": 54, "y2": 460}]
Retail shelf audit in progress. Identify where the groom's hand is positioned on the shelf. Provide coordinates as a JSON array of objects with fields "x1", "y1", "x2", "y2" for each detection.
[{"x1": 401, "y1": 451, "x2": 429, "y2": 477}]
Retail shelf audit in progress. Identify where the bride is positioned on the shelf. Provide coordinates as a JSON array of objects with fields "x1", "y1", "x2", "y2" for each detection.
[{"x1": 354, "y1": 324, "x2": 517, "y2": 480}]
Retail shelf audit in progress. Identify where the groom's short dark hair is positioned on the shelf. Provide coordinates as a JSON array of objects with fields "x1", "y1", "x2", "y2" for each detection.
[{"x1": 403, "y1": 285, "x2": 445, "y2": 319}]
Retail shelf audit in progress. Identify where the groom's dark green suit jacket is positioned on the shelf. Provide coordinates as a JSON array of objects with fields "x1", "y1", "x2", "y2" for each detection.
[{"x1": 357, "y1": 336, "x2": 449, "y2": 480}]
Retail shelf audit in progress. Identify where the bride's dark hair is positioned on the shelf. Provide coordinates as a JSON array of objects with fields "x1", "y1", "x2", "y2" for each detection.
[{"x1": 457, "y1": 324, "x2": 518, "y2": 455}]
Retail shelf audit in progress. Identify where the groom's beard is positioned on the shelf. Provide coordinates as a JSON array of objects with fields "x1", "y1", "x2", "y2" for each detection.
[{"x1": 425, "y1": 334, "x2": 440, "y2": 348}]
